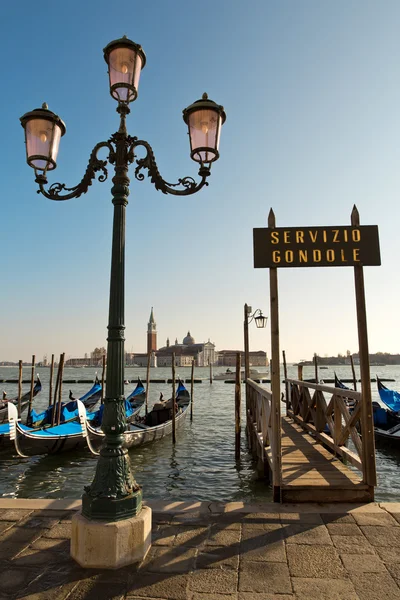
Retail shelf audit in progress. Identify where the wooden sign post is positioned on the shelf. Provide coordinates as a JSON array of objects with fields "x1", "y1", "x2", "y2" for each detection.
[{"x1": 253, "y1": 206, "x2": 379, "y2": 496}]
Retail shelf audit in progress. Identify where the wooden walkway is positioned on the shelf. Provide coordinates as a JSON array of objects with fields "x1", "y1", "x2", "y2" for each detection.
[
  {"x1": 280, "y1": 416, "x2": 371, "y2": 503},
  {"x1": 246, "y1": 378, "x2": 375, "y2": 503}
]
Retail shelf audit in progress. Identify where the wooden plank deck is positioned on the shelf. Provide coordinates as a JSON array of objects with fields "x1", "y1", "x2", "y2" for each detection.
[{"x1": 280, "y1": 416, "x2": 371, "y2": 503}]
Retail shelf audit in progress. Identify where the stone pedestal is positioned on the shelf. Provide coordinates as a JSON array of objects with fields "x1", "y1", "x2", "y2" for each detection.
[{"x1": 70, "y1": 505, "x2": 152, "y2": 569}]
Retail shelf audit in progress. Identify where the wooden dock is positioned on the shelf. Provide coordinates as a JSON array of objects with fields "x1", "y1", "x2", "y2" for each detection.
[
  {"x1": 246, "y1": 378, "x2": 375, "y2": 503},
  {"x1": 280, "y1": 416, "x2": 370, "y2": 503}
]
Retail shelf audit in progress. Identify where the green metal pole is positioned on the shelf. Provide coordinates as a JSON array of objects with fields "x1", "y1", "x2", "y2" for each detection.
[{"x1": 82, "y1": 107, "x2": 142, "y2": 521}]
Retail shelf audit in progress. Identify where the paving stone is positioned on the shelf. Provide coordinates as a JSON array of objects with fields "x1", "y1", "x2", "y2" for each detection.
[
  {"x1": 320, "y1": 513, "x2": 356, "y2": 524},
  {"x1": 126, "y1": 572, "x2": 189, "y2": 599},
  {"x1": 390, "y1": 512, "x2": 400, "y2": 525},
  {"x1": 292, "y1": 577, "x2": 359, "y2": 600},
  {"x1": 279, "y1": 512, "x2": 323, "y2": 524},
  {"x1": 286, "y1": 544, "x2": 347, "y2": 579},
  {"x1": 383, "y1": 563, "x2": 400, "y2": 583},
  {"x1": 284, "y1": 524, "x2": 332, "y2": 545},
  {"x1": 361, "y1": 525, "x2": 400, "y2": 547},
  {"x1": 241, "y1": 524, "x2": 283, "y2": 541},
  {"x1": 0, "y1": 520, "x2": 16, "y2": 533},
  {"x1": 1, "y1": 525, "x2": 45, "y2": 544},
  {"x1": 238, "y1": 594, "x2": 294, "y2": 600},
  {"x1": 140, "y1": 546, "x2": 196, "y2": 573},
  {"x1": 63, "y1": 579, "x2": 126, "y2": 600},
  {"x1": 241, "y1": 513, "x2": 281, "y2": 526},
  {"x1": 331, "y1": 534, "x2": 376, "y2": 554},
  {"x1": 206, "y1": 526, "x2": 241, "y2": 546},
  {"x1": 196, "y1": 546, "x2": 240, "y2": 570},
  {"x1": 18, "y1": 516, "x2": 60, "y2": 529},
  {"x1": 12, "y1": 548, "x2": 62, "y2": 566},
  {"x1": 340, "y1": 553, "x2": 387, "y2": 573},
  {"x1": 0, "y1": 568, "x2": 39, "y2": 593},
  {"x1": 209, "y1": 516, "x2": 241, "y2": 530},
  {"x1": 152, "y1": 524, "x2": 181, "y2": 546},
  {"x1": 238, "y1": 561, "x2": 291, "y2": 594},
  {"x1": 0, "y1": 509, "x2": 33, "y2": 522},
  {"x1": 189, "y1": 568, "x2": 238, "y2": 594},
  {"x1": 172, "y1": 512, "x2": 211, "y2": 525},
  {"x1": 326, "y1": 523, "x2": 363, "y2": 536},
  {"x1": 376, "y1": 547, "x2": 400, "y2": 563},
  {"x1": 240, "y1": 534, "x2": 286, "y2": 563},
  {"x1": 18, "y1": 580, "x2": 78, "y2": 600},
  {"x1": 0, "y1": 540, "x2": 31, "y2": 560},
  {"x1": 173, "y1": 526, "x2": 210, "y2": 547},
  {"x1": 42, "y1": 524, "x2": 71, "y2": 539},
  {"x1": 353, "y1": 512, "x2": 400, "y2": 527},
  {"x1": 349, "y1": 571, "x2": 400, "y2": 599},
  {"x1": 191, "y1": 594, "x2": 237, "y2": 600},
  {"x1": 30, "y1": 538, "x2": 70, "y2": 553}
]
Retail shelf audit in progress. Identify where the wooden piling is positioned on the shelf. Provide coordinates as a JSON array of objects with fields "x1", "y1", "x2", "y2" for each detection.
[
  {"x1": 27, "y1": 355, "x2": 35, "y2": 424},
  {"x1": 51, "y1": 355, "x2": 62, "y2": 426},
  {"x1": 282, "y1": 351, "x2": 288, "y2": 416},
  {"x1": 145, "y1": 352, "x2": 151, "y2": 416},
  {"x1": 190, "y1": 359, "x2": 195, "y2": 422},
  {"x1": 209, "y1": 359, "x2": 213, "y2": 384},
  {"x1": 235, "y1": 352, "x2": 241, "y2": 460},
  {"x1": 172, "y1": 353, "x2": 176, "y2": 444},
  {"x1": 297, "y1": 364, "x2": 303, "y2": 381},
  {"x1": 18, "y1": 360, "x2": 23, "y2": 418},
  {"x1": 314, "y1": 353, "x2": 319, "y2": 384},
  {"x1": 101, "y1": 355, "x2": 106, "y2": 403},
  {"x1": 57, "y1": 353, "x2": 65, "y2": 425},
  {"x1": 49, "y1": 354, "x2": 55, "y2": 408},
  {"x1": 350, "y1": 355, "x2": 357, "y2": 391}
]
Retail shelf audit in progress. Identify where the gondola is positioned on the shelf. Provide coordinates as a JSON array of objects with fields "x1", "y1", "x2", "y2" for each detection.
[
  {"x1": 0, "y1": 376, "x2": 42, "y2": 424},
  {"x1": 126, "y1": 377, "x2": 146, "y2": 403},
  {"x1": 30, "y1": 375, "x2": 103, "y2": 427},
  {"x1": 7, "y1": 400, "x2": 92, "y2": 456},
  {"x1": 69, "y1": 375, "x2": 102, "y2": 409},
  {"x1": 373, "y1": 377, "x2": 400, "y2": 445},
  {"x1": 87, "y1": 380, "x2": 191, "y2": 450}
]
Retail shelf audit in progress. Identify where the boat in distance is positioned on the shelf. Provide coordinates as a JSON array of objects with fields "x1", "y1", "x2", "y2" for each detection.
[{"x1": 214, "y1": 368, "x2": 269, "y2": 381}]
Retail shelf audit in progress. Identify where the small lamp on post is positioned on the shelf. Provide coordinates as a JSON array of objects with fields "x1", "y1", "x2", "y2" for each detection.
[
  {"x1": 244, "y1": 303, "x2": 268, "y2": 381},
  {"x1": 20, "y1": 35, "x2": 225, "y2": 570}
]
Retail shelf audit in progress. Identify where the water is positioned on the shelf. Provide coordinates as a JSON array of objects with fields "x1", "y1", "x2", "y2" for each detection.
[{"x1": 0, "y1": 364, "x2": 399, "y2": 502}]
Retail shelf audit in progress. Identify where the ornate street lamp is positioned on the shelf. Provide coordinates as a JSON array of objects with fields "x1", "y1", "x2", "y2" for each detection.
[
  {"x1": 243, "y1": 303, "x2": 268, "y2": 381},
  {"x1": 20, "y1": 36, "x2": 225, "y2": 568}
]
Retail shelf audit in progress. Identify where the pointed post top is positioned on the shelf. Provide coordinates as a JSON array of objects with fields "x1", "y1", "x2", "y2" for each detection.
[
  {"x1": 268, "y1": 208, "x2": 276, "y2": 227},
  {"x1": 351, "y1": 205, "x2": 360, "y2": 226}
]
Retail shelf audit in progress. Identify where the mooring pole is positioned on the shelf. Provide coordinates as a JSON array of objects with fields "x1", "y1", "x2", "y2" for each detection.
[{"x1": 235, "y1": 351, "x2": 241, "y2": 460}]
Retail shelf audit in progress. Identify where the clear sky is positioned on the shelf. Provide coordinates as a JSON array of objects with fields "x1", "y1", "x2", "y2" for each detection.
[{"x1": 1, "y1": 0, "x2": 400, "y2": 364}]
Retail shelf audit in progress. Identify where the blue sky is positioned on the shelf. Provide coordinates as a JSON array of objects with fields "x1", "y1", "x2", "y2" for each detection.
[{"x1": 1, "y1": 0, "x2": 400, "y2": 363}]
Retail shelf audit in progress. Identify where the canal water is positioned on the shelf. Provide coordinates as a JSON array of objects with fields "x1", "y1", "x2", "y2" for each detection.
[{"x1": 0, "y1": 364, "x2": 399, "y2": 502}]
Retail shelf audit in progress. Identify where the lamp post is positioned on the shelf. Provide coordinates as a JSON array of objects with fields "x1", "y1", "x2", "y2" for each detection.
[
  {"x1": 243, "y1": 303, "x2": 268, "y2": 381},
  {"x1": 20, "y1": 36, "x2": 226, "y2": 568}
]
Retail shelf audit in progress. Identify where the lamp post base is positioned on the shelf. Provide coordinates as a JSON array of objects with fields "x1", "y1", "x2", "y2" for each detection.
[
  {"x1": 71, "y1": 505, "x2": 152, "y2": 569},
  {"x1": 82, "y1": 488, "x2": 143, "y2": 521}
]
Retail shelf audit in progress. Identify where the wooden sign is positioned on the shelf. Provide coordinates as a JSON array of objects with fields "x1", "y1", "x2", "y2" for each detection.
[{"x1": 253, "y1": 225, "x2": 380, "y2": 268}]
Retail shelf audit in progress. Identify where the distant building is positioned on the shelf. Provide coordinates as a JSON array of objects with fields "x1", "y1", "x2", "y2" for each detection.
[
  {"x1": 156, "y1": 332, "x2": 216, "y2": 367},
  {"x1": 147, "y1": 307, "x2": 157, "y2": 353},
  {"x1": 217, "y1": 350, "x2": 268, "y2": 367}
]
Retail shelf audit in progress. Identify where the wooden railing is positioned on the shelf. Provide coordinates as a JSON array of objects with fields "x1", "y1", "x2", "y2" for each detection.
[
  {"x1": 286, "y1": 379, "x2": 376, "y2": 487},
  {"x1": 246, "y1": 379, "x2": 280, "y2": 492}
]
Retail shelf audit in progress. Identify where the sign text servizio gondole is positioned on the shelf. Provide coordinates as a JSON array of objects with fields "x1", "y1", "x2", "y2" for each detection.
[{"x1": 253, "y1": 226, "x2": 381, "y2": 268}]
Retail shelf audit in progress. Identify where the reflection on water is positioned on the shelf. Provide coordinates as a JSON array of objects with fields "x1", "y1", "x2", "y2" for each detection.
[{"x1": 0, "y1": 364, "x2": 399, "y2": 502}]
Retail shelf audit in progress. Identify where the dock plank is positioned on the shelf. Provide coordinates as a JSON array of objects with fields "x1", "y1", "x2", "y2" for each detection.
[{"x1": 280, "y1": 416, "x2": 367, "y2": 502}]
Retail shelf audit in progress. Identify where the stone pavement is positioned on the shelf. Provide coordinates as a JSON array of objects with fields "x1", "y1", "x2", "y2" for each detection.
[{"x1": 1, "y1": 499, "x2": 400, "y2": 600}]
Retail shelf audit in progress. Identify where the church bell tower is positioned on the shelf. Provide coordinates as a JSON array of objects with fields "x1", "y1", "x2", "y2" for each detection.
[{"x1": 147, "y1": 307, "x2": 157, "y2": 354}]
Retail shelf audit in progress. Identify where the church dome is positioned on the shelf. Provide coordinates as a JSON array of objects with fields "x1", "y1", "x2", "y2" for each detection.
[{"x1": 183, "y1": 331, "x2": 195, "y2": 345}]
